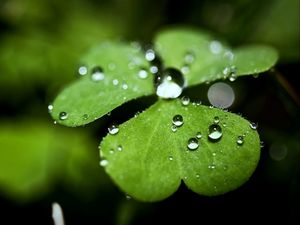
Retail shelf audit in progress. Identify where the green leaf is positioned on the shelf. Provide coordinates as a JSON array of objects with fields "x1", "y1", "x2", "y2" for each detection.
[
  {"x1": 51, "y1": 42, "x2": 154, "y2": 126},
  {"x1": 0, "y1": 121, "x2": 103, "y2": 202},
  {"x1": 154, "y1": 27, "x2": 278, "y2": 86},
  {"x1": 100, "y1": 100, "x2": 260, "y2": 201}
]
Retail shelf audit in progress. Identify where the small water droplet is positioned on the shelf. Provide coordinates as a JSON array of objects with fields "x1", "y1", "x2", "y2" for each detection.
[
  {"x1": 212, "y1": 152, "x2": 216, "y2": 156},
  {"x1": 208, "y1": 124, "x2": 222, "y2": 141},
  {"x1": 169, "y1": 156, "x2": 173, "y2": 161},
  {"x1": 196, "y1": 174, "x2": 200, "y2": 178},
  {"x1": 213, "y1": 116, "x2": 220, "y2": 124},
  {"x1": 117, "y1": 145, "x2": 123, "y2": 151},
  {"x1": 260, "y1": 141, "x2": 265, "y2": 148},
  {"x1": 155, "y1": 68, "x2": 185, "y2": 99},
  {"x1": 48, "y1": 104, "x2": 53, "y2": 113},
  {"x1": 171, "y1": 125, "x2": 177, "y2": 132},
  {"x1": 91, "y1": 66, "x2": 105, "y2": 81},
  {"x1": 83, "y1": 114, "x2": 89, "y2": 120},
  {"x1": 184, "y1": 51, "x2": 195, "y2": 64},
  {"x1": 145, "y1": 49, "x2": 155, "y2": 61},
  {"x1": 181, "y1": 65, "x2": 190, "y2": 75},
  {"x1": 187, "y1": 138, "x2": 199, "y2": 150},
  {"x1": 53, "y1": 120, "x2": 57, "y2": 125},
  {"x1": 112, "y1": 79, "x2": 119, "y2": 86},
  {"x1": 78, "y1": 66, "x2": 88, "y2": 76},
  {"x1": 99, "y1": 159, "x2": 109, "y2": 167},
  {"x1": 236, "y1": 136, "x2": 244, "y2": 145},
  {"x1": 196, "y1": 132, "x2": 202, "y2": 139},
  {"x1": 181, "y1": 96, "x2": 190, "y2": 106},
  {"x1": 59, "y1": 112, "x2": 68, "y2": 120},
  {"x1": 125, "y1": 194, "x2": 132, "y2": 200},
  {"x1": 253, "y1": 73, "x2": 259, "y2": 78},
  {"x1": 223, "y1": 165, "x2": 228, "y2": 170},
  {"x1": 222, "y1": 122, "x2": 227, "y2": 127},
  {"x1": 138, "y1": 69, "x2": 148, "y2": 79},
  {"x1": 122, "y1": 82, "x2": 128, "y2": 90},
  {"x1": 108, "y1": 123, "x2": 119, "y2": 135},
  {"x1": 134, "y1": 111, "x2": 140, "y2": 117},
  {"x1": 150, "y1": 66, "x2": 158, "y2": 74},
  {"x1": 107, "y1": 112, "x2": 111, "y2": 116},
  {"x1": 172, "y1": 115, "x2": 184, "y2": 127},
  {"x1": 229, "y1": 73, "x2": 237, "y2": 82},
  {"x1": 109, "y1": 149, "x2": 114, "y2": 154},
  {"x1": 210, "y1": 41, "x2": 223, "y2": 54},
  {"x1": 208, "y1": 164, "x2": 216, "y2": 169},
  {"x1": 249, "y1": 122, "x2": 258, "y2": 130}
]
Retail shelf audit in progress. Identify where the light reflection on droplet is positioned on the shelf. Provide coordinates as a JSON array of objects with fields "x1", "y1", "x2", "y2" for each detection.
[{"x1": 207, "y1": 82, "x2": 235, "y2": 109}]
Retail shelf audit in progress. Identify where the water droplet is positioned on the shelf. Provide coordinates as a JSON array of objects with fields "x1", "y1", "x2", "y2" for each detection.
[
  {"x1": 171, "y1": 125, "x2": 177, "y2": 132},
  {"x1": 249, "y1": 122, "x2": 258, "y2": 130},
  {"x1": 53, "y1": 120, "x2": 57, "y2": 125},
  {"x1": 168, "y1": 156, "x2": 173, "y2": 161},
  {"x1": 59, "y1": 112, "x2": 68, "y2": 120},
  {"x1": 83, "y1": 114, "x2": 89, "y2": 120},
  {"x1": 187, "y1": 138, "x2": 199, "y2": 150},
  {"x1": 112, "y1": 79, "x2": 119, "y2": 86},
  {"x1": 253, "y1": 73, "x2": 259, "y2": 78},
  {"x1": 134, "y1": 111, "x2": 140, "y2": 117},
  {"x1": 181, "y1": 96, "x2": 190, "y2": 106},
  {"x1": 208, "y1": 124, "x2": 222, "y2": 141},
  {"x1": 117, "y1": 145, "x2": 123, "y2": 151},
  {"x1": 184, "y1": 51, "x2": 195, "y2": 64},
  {"x1": 109, "y1": 149, "x2": 114, "y2": 154},
  {"x1": 107, "y1": 112, "x2": 111, "y2": 116},
  {"x1": 172, "y1": 115, "x2": 184, "y2": 127},
  {"x1": 196, "y1": 174, "x2": 200, "y2": 178},
  {"x1": 196, "y1": 132, "x2": 202, "y2": 139},
  {"x1": 260, "y1": 141, "x2": 265, "y2": 148},
  {"x1": 213, "y1": 116, "x2": 220, "y2": 124},
  {"x1": 108, "y1": 123, "x2": 119, "y2": 135},
  {"x1": 125, "y1": 194, "x2": 132, "y2": 200},
  {"x1": 138, "y1": 69, "x2": 148, "y2": 79},
  {"x1": 210, "y1": 41, "x2": 223, "y2": 54},
  {"x1": 236, "y1": 136, "x2": 244, "y2": 145},
  {"x1": 208, "y1": 164, "x2": 216, "y2": 169},
  {"x1": 229, "y1": 73, "x2": 237, "y2": 82},
  {"x1": 122, "y1": 82, "x2": 128, "y2": 90},
  {"x1": 99, "y1": 159, "x2": 109, "y2": 167},
  {"x1": 212, "y1": 152, "x2": 217, "y2": 156},
  {"x1": 150, "y1": 66, "x2": 158, "y2": 74},
  {"x1": 78, "y1": 66, "x2": 88, "y2": 76},
  {"x1": 48, "y1": 104, "x2": 53, "y2": 113},
  {"x1": 91, "y1": 66, "x2": 105, "y2": 81},
  {"x1": 207, "y1": 82, "x2": 235, "y2": 109},
  {"x1": 180, "y1": 65, "x2": 190, "y2": 75},
  {"x1": 222, "y1": 122, "x2": 227, "y2": 127},
  {"x1": 145, "y1": 49, "x2": 155, "y2": 61},
  {"x1": 155, "y1": 68, "x2": 185, "y2": 99},
  {"x1": 223, "y1": 165, "x2": 228, "y2": 170}
]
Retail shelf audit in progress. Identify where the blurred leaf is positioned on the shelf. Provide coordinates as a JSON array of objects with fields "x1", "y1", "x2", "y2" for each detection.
[
  {"x1": 154, "y1": 27, "x2": 278, "y2": 86},
  {"x1": 0, "y1": 120, "x2": 103, "y2": 202},
  {"x1": 100, "y1": 99, "x2": 260, "y2": 201},
  {"x1": 51, "y1": 42, "x2": 154, "y2": 127}
]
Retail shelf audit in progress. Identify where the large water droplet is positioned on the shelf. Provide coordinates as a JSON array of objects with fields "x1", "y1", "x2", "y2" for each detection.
[
  {"x1": 236, "y1": 136, "x2": 244, "y2": 145},
  {"x1": 91, "y1": 66, "x2": 105, "y2": 81},
  {"x1": 155, "y1": 68, "x2": 185, "y2": 99},
  {"x1": 249, "y1": 122, "x2": 258, "y2": 130},
  {"x1": 187, "y1": 138, "x2": 199, "y2": 150},
  {"x1": 145, "y1": 49, "x2": 155, "y2": 61},
  {"x1": 59, "y1": 112, "x2": 68, "y2": 120},
  {"x1": 208, "y1": 124, "x2": 222, "y2": 141},
  {"x1": 78, "y1": 66, "x2": 88, "y2": 76},
  {"x1": 99, "y1": 159, "x2": 109, "y2": 167},
  {"x1": 172, "y1": 115, "x2": 183, "y2": 127},
  {"x1": 108, "y1": 123, "x2": 119, "y2": 135},
  {"x1": 181, "y1": 96, "x2": 190, "y2": 106}
]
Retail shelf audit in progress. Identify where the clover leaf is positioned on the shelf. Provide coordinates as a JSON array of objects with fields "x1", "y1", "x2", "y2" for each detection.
[{"x1": 50, "y1": 27, "x2": 278, "y2": 201}]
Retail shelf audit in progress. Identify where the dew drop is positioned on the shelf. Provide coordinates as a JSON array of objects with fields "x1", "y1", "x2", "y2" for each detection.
[
  {"x1": 53, "y1": 120, "x2": 57, "y2": 125},
  {"x1": 208, "y1": 124, "x2": 222, "y2": 141},
  {"x1": 196, "y1": 132, "x2": 202, "y2": 139},
  {"x1": 196, "y1": 174, "x2": 200, "y2": 178},
  {"x1": 236, "y1": 136, "x2": 244, "y2": 145},
  {"x1": 260, "y1": 141, "x2": 265, "y2": 148},
  {"x1": 181, "y1": 65, "x2": 190, "y2": 75},
  {"x1": 59, "y1": 112, "x2": 68, "y2": 120},
  {"x1": 125, "y1": 194, "x2": 132, "y2": 200},
  {"x1": 99, "y1": 159, "x2": 109, "y2": 167},
  {"x1": 150, "y1": 66, "x2": 158, "y2": 74},
  {"x1": 229, "y1": 73, "x2": 237, "y2": 82},
  {"x1": 213, "y1": 116, "x2": 220, "y2": 124},
  {"x1": 112, "y1": 79, "x2": 119, "y2": 86},
  {"x1": 171, "y1": 125, "x2": 177, "y2": 132},
  {"x1": 117, "y1": 145, "x2": 123, "y2": 151},
  {"x1": 138, "y1": 69, "x2": 148, "y2": 79},
  {"x1": 172, "y1": 115, "x2": 184, "y2": 127},
  {"x1": 155, "y1": 68, "x2": 185, "y2": 99},
  {"x1": 187, "y1": 138, "x2": 199, "y2": 150},
  {"x1": 78, "y1": 66, "x2": 88, "y2": 76},
  {"x1": 108, "y1": 123, "x2": 119, "y2": 135},
  {"x1": 109, "y1": 149, "x2": 114, "y2": 154},
  {"x1": 145, "y1": 49, "x2": 155, "y2": 61},
  {"x1": 168, "y1": 156, "x2": 173, "y2": 161},
  {"x1": 181, "y1": 96, "x2": 190, "y2": 106},
  {"x1": 250, "y1": 122, "x2": 258, "y2": 130},
  {"x1": 83, "y1": 114, "x2": 89, "y2": 120},
  {"x1": 184, "y1": 51, "x2": 195, "y2": 64},
  {"x1": 208, "y1": 164, "x2": 216, "y2": 170},
  {"x1": 48, "y1": 104, "x2": 53, "y2": 113},
  {"x1": 210, "y1": 41, "x2": 223, "y2": 54},
  {"x1": 91, "y1": 66, "x2": 105, "y2": 81},
  {"x1": 122, "y1": 82, "x2": 128, "y2": 90}
]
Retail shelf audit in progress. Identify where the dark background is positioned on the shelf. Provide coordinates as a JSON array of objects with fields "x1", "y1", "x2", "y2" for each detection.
[{"x1": 0, "y1": 0, "x2": 299, "y2": 224}]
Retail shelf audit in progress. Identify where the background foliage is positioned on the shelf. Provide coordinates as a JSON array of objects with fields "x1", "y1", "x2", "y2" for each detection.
[{"x1": 0, "y1": 0, "x2": 299, "y2": 224}]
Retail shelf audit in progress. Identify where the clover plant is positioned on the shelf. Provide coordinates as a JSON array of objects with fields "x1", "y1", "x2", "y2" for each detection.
[{"x1": 50, "y1": 27, "x2": 278, "y2": 201}]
